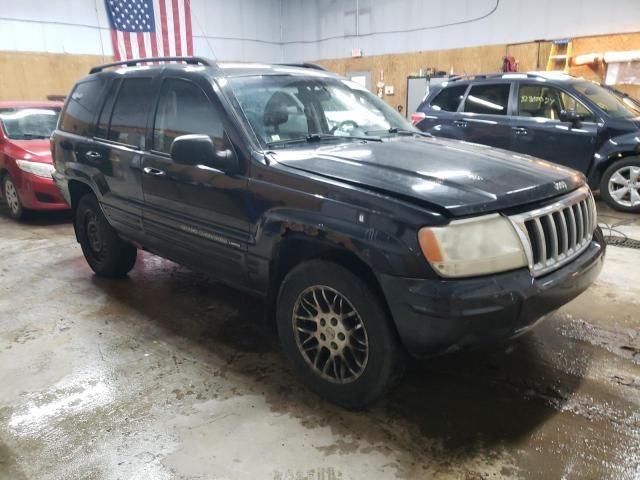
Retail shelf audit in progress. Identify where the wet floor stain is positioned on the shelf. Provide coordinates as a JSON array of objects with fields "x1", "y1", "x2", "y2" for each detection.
[{"x1": 1, "y1": 203, "x2": 639, "y2": 479}]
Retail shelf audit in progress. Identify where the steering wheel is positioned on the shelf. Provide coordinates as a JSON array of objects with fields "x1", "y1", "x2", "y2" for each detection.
[{"x1": 330, "y1": 120, "x2": 359, "y2": 134}]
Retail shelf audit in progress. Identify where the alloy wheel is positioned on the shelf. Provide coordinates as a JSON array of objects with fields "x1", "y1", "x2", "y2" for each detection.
[
  {"x1": 84, "y1": 211, "x2": 104, "y2": 260},
  {"x1": 4, "y1": 178, "x2": 21, "y2": 216},
  {"x1": 292, "y1": 285, "x2": 369, "y2": 384},
  {"x1": 608, "y1": 166, "x2": 640, "y2": 208}
]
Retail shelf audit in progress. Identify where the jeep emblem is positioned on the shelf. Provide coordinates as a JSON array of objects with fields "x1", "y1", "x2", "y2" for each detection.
[{"x1": 554, "y1": 180, "x2": 568, "y2": 191}]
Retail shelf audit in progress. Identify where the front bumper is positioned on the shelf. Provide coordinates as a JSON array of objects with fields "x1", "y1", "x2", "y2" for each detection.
[
  {"x1": 378, "y1": 228, "x2": 606, "y2": 358},
  {"x1": 18, "y1": 172, "x2": 69, "y2": 210}
]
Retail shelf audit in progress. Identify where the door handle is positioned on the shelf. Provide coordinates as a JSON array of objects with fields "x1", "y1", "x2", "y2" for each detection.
[
  {"x1": 512, "y1": 127, "x2": 528, "y2": 135},
  {"x1": 143, "y1": 167, "x2": 166, "y2": 176},
  {"x1": 453, "y1": 120, "x2": 468, "y2": 127},
  {"x1": 84, "y1": 150, "x2": 102, "y2": 160}
]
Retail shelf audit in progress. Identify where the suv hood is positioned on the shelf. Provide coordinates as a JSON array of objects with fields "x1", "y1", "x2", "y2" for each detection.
[
  {"x1": 271, "y1": 136, "x2": 585, "y2": 217},
  {"x1": 9, "y1": 139, "x2": 53, "y2": 161}
]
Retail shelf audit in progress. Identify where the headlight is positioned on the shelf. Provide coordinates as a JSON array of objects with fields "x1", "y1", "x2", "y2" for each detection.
[
  {"x1": 418, "y1": 214, "x2": 527, "y2": 278},
  {"x1": 15, "y1": 159, "x2": 55, "y2": 178}
]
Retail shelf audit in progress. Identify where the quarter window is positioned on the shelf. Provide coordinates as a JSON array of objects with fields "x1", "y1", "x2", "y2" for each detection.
[
  {"x1": 463, "y1": 84, "x2": 510, "y2": 115},
  {"x1": 431, "y1": 85, "x2": 467, "y2": 112},
  {"x1": 108, "y1": 78, "x2": 153, "y2": 148},
  {"x1": 152, "y1": 79, "x2": 225, "y2": 154},
  {"x1": 60, "y1": 78, "x2": 106, "y2": 136}
]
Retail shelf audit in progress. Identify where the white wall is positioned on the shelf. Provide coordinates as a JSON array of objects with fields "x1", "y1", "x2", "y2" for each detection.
[
  {"x1": 1, "y1": 0, "x2": 639, "y2": 62},
  {"x1": 0, "y1": 0, "x2": 282, "y2": 62},
  {"x1": 281, "y1": 0, "x2": 640, "y2": 61}
]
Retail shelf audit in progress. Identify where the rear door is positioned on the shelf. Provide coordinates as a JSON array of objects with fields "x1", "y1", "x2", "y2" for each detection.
[
  {"x1": 457, "y1": 82, "x2": 513, "y2": 150},
  {"x1": 416, "y1": 84, "x2": 468, "y2": 138},
  {"x1": 510, "y1": 82, "x2": 599, "y2": 172},
  {"x1": 141, "y1": 74, "x2": 250, "y2": 286},
  {"x1": 90, "y1": 75, "x2": 157, "y2": 240}
]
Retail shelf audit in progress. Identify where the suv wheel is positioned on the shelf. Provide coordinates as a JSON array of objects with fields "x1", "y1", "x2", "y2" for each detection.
[
  {"x1": 2, "y1": 174, "x2": 26, "y2": 220},
  {"x1": 600, "y1": 157, "x2": 640, "y2": 213},
  {"x1": 75, "y1": 193, "x2": 137, "y2": 278},
  {"x1": 276, "y1": 260, "x2": 405, "y2": 409}
]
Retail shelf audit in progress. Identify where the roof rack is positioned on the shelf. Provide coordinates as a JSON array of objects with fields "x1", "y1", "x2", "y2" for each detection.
[
  {"x1": 448, "y1": 72, "x2": 574, "y2": 82},
  {"x1": 89, "y1": 56, "x2": 213, "y2": 74},
  {"x1": 276, "y1": 62, "x2": 328, "y2": 71}
]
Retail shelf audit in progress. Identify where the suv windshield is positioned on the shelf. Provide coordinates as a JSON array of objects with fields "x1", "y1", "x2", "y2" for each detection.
[
  {"x1": 228, "y1": 75, "x2": 414, "y2": 147},
  {"x1": 0, "y1": 107, "x2": 60, "y2": 140},
  {"x1": 574, "y1": 82, "x2": 640, "y2": 119}
]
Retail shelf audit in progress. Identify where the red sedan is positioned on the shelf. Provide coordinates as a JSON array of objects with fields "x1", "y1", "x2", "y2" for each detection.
[{"x1": 0, "y1": 101, "x2": 68, "y2": 219}]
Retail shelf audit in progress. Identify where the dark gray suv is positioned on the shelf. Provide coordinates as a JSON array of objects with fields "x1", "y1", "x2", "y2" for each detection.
[{"x1": 414, "y1": 72, "x2": 640, "y2": 212}]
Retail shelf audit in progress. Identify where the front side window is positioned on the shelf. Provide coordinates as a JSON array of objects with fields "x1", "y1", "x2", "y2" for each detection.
[
  {"x1": 463, "y1": 84, "x2": 510, "y2": 116},
  {"x1": 228, "y1": 74, "x2": 413, "y2": 147},
  {"x1": 60, "y1": 78, "x2": 105, "y2": 136},
  {"x1": 0, "y1": 107, "x2": 60, "y2": 139},
  {"x1": 431, "y1": 85, "x2": 467, "y2": 112},
  {"x1": 152, "y1": 78, "x2": 226, "y2": 154},
  {"x1": 108, "y1": 78, "x2": 153, "y2": 148},
  {"x1": 518, "y1": 84, "x2": 593, "y2": 121},
  {"x1": 573, "y1": 81, "x2": 635, "y2": 119}
]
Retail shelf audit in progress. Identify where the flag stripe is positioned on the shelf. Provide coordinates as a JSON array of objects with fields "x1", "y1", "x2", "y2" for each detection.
[
  {"x1": 111, "y1": 29, "x2": 121, "y2": 61},
  {"x1": 158, "y1": 0, "x2": 171, "y2": 56},
  {"x1": 137, "y1": 32, "x2": 147, "y2": 58},
  {"x1": 165, "y1": 0, "x2": 176, "y2": 56},
  {"x1": 184, "y1": 0, "x2": 193, "y2": 55},
  {"x1": 175, "y1": 0, "x2": 185, "y2": 56},
  {"x1": 123, "y1": 32, "x2": 133, "y2": 60}
]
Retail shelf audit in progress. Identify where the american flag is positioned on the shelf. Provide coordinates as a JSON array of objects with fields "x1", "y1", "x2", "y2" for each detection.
[{"x1": 104, "y1": 0, "x2": 193, "y2": 61}]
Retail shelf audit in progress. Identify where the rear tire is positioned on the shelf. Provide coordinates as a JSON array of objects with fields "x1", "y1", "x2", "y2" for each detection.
[
  {"x1": 276, "y1": 260, "x2": 405, "y2": 409},
  {"x1": 600, "y1": 157, "x2": 640, "y2": 213},
  {"x1": 75, "y1": 193, "x2": 137, "y2": 278},
  {"x1": 2, "y1": 174, "x2": 26, "y2": 220}
]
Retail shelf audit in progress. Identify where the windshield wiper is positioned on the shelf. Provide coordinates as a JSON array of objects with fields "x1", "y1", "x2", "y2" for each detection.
[
  {"x1": 266, "y1": 133, "x2": 382, "y2": 148},
  {"x1": 366, "y1": 127, "x2": 432, "y2": 137}
]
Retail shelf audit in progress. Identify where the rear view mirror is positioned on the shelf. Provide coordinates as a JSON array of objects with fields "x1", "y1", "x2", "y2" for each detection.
[
  {"x1": 170, "y1": 134, "x2": 238, "y2": 172},
  {"x1": 559, "y1": 109, "x2": 583, "y2": 126}
]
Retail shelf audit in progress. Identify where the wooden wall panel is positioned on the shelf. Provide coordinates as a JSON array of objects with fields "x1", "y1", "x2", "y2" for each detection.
[
  {"x1": 316, "y1": 41, "x2": 550, "y2": 113},
  {"x1": 317, "y1": 32, "x2": 639, "y2": 114},
  {"x1": 0, "y1": 51, "x2": 112, "y2": 101}
]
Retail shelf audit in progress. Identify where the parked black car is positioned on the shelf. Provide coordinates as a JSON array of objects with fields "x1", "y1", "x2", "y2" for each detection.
[
  {"x1": 413, "y1": 72, "x2": 640, "y2": 212},
  {"x1": 52, "y1": 58, "x2": 605, "y2": 408}
]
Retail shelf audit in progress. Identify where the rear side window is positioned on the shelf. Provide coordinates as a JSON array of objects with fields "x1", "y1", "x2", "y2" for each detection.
[
  {"x1": 96, "y1": 79, "x2": 121, "y2": 138},
  {"x1": 430, "y1": 85, "x2": 467, "y2": 112},
  {"x1": 464, "y1": 84, "x2": 510, "y2": 115},
  {"x1": 60, "y1": 78, "x2": 105, "y2": 136},
  {"x1": 152, "y1": 78, "x2": 225, "y2": 154},
  {"x1": 108, "y1": 78, "x2": 153, "y2": 148}
]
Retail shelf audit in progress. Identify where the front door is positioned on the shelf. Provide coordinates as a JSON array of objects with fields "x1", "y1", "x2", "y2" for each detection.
[
  {"x1": 141, "y1": 75, "x2": 250, "y2": 286},
  {"x1": 510, "y1": 82, "x2": 598, "y2": 173},
  {"x1": 457, "y1": 82, "x2": 513, "y2": 150}
]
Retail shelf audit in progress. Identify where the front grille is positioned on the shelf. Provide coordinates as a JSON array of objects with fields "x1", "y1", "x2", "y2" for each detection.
[{"x1": 510, "y1": 186, "x2": 597, "y2": 277}]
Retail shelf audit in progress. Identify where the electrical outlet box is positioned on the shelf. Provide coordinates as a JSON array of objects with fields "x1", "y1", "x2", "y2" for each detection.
[{"x1": 384, "y1": 85, "x2": 395, "y2": 96}]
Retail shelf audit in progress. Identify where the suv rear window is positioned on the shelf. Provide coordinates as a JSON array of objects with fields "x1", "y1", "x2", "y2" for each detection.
[
  {"x1": 430, "y1": 85, "x2": 467, "y2": 112},
  {"x1": 60, "y1": 78, "x2": 105, "y2": 136},
  {"x1": 463, "y1": 84, "x2": 510, "y2": 115}
]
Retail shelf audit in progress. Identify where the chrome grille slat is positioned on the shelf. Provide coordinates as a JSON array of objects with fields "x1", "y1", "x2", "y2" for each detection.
[{"x1": 509, "y1": 187, "x2": 597, "y2": 277}]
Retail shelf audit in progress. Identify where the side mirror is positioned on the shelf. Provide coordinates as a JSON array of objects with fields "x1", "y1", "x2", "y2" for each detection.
[
  {"x1": 559, "y1": 109, "x2": 583, "y2": 126},
  {"x1": 170, "y1": 134, "x2": 238, "y2": 172}
]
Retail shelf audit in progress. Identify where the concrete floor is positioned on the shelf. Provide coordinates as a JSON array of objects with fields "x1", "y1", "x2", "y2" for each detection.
[{"x1": 0, "y1": 201, "x2": 639, "y2": 480}]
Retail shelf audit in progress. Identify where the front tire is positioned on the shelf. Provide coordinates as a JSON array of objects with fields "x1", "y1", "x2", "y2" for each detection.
[
  {"x1": 2, "y1": 174, "x2": 26, "y2": 220},
  {"x1": 600, "y1": 158, "x2": 640, "y2": 213},
  {"x1": 276, "y1": 260, "x2": 405, "y2": 409},
  {"x1": 75, "y1": 193, "x2": 137, "y2": 278}
]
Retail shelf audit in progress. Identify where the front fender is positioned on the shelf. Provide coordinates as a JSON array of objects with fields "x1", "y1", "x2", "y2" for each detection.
[{"x1": 590, "y1": 133, "x2": 640, "y2": 187}]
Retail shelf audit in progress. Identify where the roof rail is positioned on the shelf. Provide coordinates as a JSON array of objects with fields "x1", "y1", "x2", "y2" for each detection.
[
  {"x1": 449, "y1": 72, "x2": 575, "y2": 82},
  {"x1": 89, "y1": 56, "x2": 213, "y2": 74},
  {"x1": 276, "y1": 62, "x2": 328, "y2": 71}
]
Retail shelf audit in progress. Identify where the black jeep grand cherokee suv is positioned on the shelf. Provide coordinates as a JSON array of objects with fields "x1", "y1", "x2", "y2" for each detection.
[
  {"x1": 52, "y1": 57, "x2": 605, "y2": 408},
  {"x1": 414, "y1": 72, "x2": 640, "y2": 213}
]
